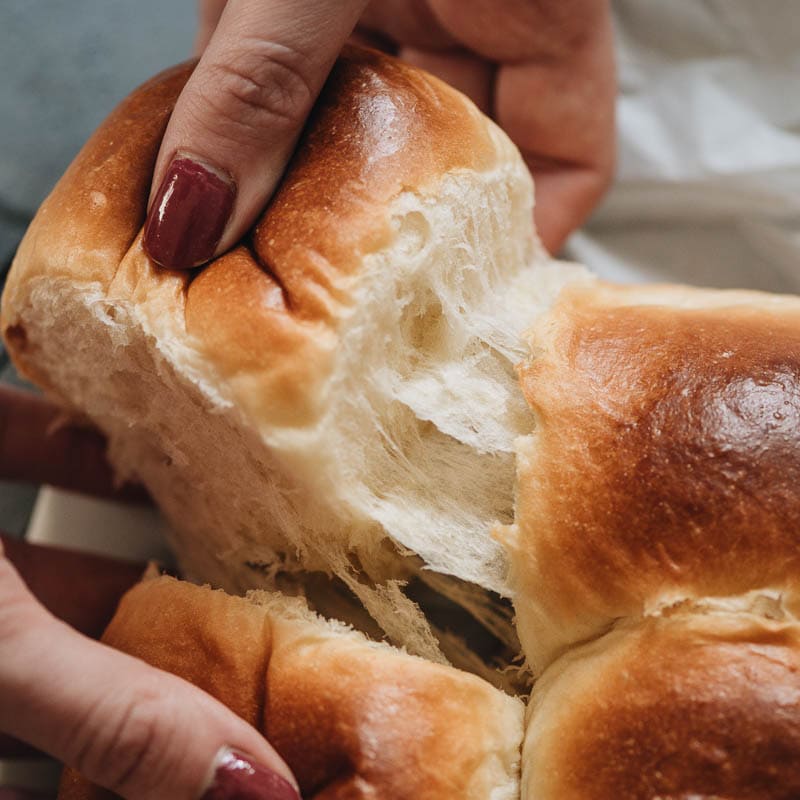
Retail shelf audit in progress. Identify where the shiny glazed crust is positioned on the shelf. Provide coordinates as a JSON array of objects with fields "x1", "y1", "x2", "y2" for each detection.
[
  {"x1": 2, "y1": 46, "x2": 501, "y2": 427},
  {"x1": 504, "y1": 280, "x2": 800, "y2": 671},
  {"x1": 524, "y1": 612, "x2": 800, "y2": 799},
  {"x1": 501, "y1": 279, "x2": 800, "y2": 798},
  {"x1": 58, "y1": 577, "x2": 523, "y2": 800}
]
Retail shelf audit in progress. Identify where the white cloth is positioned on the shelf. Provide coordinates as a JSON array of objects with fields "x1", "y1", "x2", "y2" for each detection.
[{"x1": 567, "y1": 0, "x2": 800, "y2": 293}]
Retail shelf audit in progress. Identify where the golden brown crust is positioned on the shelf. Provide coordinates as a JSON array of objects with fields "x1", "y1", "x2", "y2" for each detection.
[
  {"x1": 248, "y1": 45, "x2": 496, "y2": 307},
  {"x1": 3, "y1": 47, "x2": 504, "y2": 426},
  {"x1": 4, "y1": 62, "x2": 190, "y2": 294},
  {"x1": 507, "y1": 280, "x2": 800, "y2": 666},
  {"x1": 184, "y1": 45, "x2": 499, "y2": 424},
  {"x1": 525, "y1": 612, "x2": 800, "y2": 799},
  {"x1": 266, "y1": 618, "x2": 513, "y2": 799},
  {"x1": 0, "y1": 62, "x2": 192, "y2": 389},
  {"x1": 59, "y1": 577, "x2": 522, "y2": 800},
  {"x1": 182, "y1": 245, "x2": 336, "y2": 424},
  {"x1": 103, "y1": 577, "x2": 273, "y2": 727}
]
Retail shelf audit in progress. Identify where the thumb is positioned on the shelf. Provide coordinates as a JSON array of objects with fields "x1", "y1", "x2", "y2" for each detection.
[
  {"x1": 0, "y1": 553, "x2": 298, "y2": 800},
  {"x1": 144, "y1": 0, "x2": 368, "y2": 270}
]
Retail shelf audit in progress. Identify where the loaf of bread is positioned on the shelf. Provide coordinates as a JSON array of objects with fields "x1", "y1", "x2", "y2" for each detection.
[
  {"x1": 523, "y1": 612, "x2": 800, "y2": 798},
  {"x1": 0, "y1": 46, "x2": 581, "y2": 673},
  {"x1": 501, "y1": 279, "x2": 800, "y2": 672},
  {"x1": 500, "y1": 279, "x2": 800, "y2": 797},
  {"x1": 57, "y1": 576, "x2": 523, "y2": 800},
  {"x1": 5, "y1": 43, "x2": 800, "y2": 799}
]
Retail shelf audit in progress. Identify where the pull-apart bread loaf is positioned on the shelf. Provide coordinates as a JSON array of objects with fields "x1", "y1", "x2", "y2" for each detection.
[
  {"x1": 58, "y1": 577, "x2": 523, "y2": 800},
  {"x1": 5, "y1": 44, "x2": 800, "y2": 800},
  {"x1": 503, "y1": 280, "x2": 800, "y2": 672},
  {"x1": 500, "y1": 280, "x2": 800, "y2": 798},
  {"x1": 0, "y1": 46, "x2": 579, "y2": 672}
]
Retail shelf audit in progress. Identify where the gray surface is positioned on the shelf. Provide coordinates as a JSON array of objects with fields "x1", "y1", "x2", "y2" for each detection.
[
  {"x1": 1, "y1": 1, "x2": 194, "y2": 214},
  {"x1": 0, "y1": 1, "x2": 194, "y2": 535}
]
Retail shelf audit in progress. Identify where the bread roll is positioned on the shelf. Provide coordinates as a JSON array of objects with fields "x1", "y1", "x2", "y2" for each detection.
[
  {"x1": 0, "y1": 46, "x2": 580, "y2": 670},
  {"x1": 523, "y1": 611, "x2": 800, "y2": 798},
  {"x1": 497, "y1": 279, "x2": 800, "y2": 798},
  {"x1": 500, "y1": 279, "x2": 800, "y2": 673},
  {"x1": 57, "y1": 576, "x2": 523, "y2": 800}
]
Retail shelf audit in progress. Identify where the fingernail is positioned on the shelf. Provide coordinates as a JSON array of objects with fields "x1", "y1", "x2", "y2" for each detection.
[
  {"x1": 200, "y1": 748, "x2": 300, "y2": 800},
  {"x1": 144, "y1": 155, "x2": 235, "y2": 270}
]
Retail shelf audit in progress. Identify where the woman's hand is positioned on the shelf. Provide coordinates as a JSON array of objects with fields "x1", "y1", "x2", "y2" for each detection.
[
  {"x1": 143, "y1": 0, "x2": 615, "y2": 269},
  {"x1": 0, "y1": 389, "x2": 299, "y2": 799}
]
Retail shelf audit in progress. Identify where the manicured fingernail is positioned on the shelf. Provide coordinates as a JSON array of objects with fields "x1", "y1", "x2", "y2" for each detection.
[
  {"x1": 200, "y1": 748, "x2": 300, "y2": 800},
  {"x1": 144, "y1": 155, "x2": 235, "y2": 270}
]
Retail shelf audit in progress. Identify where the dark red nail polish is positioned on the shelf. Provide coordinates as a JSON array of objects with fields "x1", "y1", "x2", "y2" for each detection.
[
  {"x1": 143, "y1": 156, "x2": 235, "y2": 270},
  {"x1": 201, "y1": 749, "x2": 300, "y2": 800}
]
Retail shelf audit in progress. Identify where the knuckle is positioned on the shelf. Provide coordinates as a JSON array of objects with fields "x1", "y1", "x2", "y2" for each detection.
[
  {"x1": 69, "y1": 679, "x2": 177, "y2": 796},
  {"x1": 198, "y1": 41, "x2": 315, "y2": 143}
]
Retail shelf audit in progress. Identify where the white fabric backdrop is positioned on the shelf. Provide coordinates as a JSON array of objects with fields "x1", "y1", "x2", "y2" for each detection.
[{"x1": 568, "y1": 0, "x2": 800, "y2": 293}]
